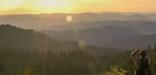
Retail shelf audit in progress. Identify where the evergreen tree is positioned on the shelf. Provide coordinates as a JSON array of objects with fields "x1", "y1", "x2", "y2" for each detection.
[
  {"x1": 147, "y1": 45, "x2": 152, "y2": 51},
  {"x1": 154, "y1": 43, "x2": 156, "y2": 51}
]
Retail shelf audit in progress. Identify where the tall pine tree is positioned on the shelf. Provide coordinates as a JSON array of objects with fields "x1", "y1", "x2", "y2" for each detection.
[{"x1": 154, "y1": 43, "x2": 156, "y2": 51}]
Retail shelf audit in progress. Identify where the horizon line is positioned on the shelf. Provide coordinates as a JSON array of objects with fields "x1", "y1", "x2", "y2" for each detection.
[{"x1": 1, "y1": 11, "x2": 156, "y2": 16}]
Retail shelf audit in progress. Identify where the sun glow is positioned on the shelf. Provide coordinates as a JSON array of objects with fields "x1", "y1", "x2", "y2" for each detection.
[
  {"x1": 0, "y1": 0, "x2": 76, "y2": 14},
  {"x1": 0, "y1": 0, "x2": 156, "y2": 14},
  {"x1": 0, "y1": 0, "x2": 24, "y2": 10},
  {"x1": 32, "y1": 0, "x2": 75, "y2": 13}
]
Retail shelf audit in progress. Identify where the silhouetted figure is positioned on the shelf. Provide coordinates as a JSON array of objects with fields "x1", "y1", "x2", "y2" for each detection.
[{"x1": 131, "y1": 48, "x2": 152, "y2": 75}]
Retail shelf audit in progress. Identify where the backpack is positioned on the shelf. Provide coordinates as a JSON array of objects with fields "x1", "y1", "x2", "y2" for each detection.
[
  {"x1": 140, "y1": 58, "x2": 150, "y2": 69},
  {"x1": 139, "y1": 58, "x2": 152, "y2": 75}
]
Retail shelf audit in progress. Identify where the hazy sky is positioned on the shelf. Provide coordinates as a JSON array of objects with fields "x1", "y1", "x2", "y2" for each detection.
[{"x1": 0, "y1": 0, "x2": 156, "y2": 14}]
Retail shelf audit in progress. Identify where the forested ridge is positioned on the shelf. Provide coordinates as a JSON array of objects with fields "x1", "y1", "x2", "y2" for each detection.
[{"x1": 0, "y1": 24, "x2": 156, "y2": 75}]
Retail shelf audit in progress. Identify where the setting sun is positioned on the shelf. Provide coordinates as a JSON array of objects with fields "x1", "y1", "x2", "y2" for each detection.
[{"x1": 66, "y1": 15, "x2": 73, "y2": 22}]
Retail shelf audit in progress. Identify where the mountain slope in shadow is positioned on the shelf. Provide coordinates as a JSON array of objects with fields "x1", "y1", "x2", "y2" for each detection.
[
  {"x1": 0, "y1": 24, "x2": 81, "y2": 51},
  {"x1": 0, "y1": 24, "x2": 119, "y2": 54},
  {"x1": 106, "y1": 34, "x2": 156, "y2": 49}
]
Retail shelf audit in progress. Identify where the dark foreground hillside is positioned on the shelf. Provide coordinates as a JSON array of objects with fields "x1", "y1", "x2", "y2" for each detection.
[{"x1": 0, "y1": 46, "x2": 156, "y2": 75}]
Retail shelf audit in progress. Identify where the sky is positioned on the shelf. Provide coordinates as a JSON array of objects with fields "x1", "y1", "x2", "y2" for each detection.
[{"x1": 0, "y1": 0, "x2": 156, "y2": 15}]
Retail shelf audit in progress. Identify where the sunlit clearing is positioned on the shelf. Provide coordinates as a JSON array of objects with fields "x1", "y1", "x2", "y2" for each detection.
[
  {"x1": 78, "y1": 40, "x2": 86, "y2": 49},
  {"x1": 66, "y1": 15, "x2": 73, "y2": 22}
]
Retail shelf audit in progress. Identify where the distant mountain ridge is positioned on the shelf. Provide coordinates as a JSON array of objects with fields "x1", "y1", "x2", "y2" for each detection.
[
  {"x1": 1, "y1": 13, "x2": 156, "y2": 49},
  {"x1": 106, "y1": 34, "x2": 156, "y2": 49},
  {"x1": 0, "y1": 12, "x2": 156, "y2": 30},
  {"x1": 45, "y1": 25, "x2": 142, "y2": 47},
  {"x1": 44, "y1": 20, "x2": 156, "y2": 49}
]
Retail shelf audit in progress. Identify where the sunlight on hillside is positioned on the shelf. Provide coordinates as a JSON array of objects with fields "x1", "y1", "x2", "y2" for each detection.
[
  {"x1": 78, "y1": 40, "x2": 87, "y2": 49},
  {"x1": 103, "y1": 66, "x2": 127, "y2": 75}
]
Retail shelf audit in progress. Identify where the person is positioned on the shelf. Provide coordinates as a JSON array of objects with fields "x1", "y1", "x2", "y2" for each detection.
[{"x1": 131, "y1": 48, "x2": 152, "y2": 75}]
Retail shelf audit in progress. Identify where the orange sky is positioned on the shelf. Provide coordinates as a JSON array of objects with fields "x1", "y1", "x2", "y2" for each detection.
[{"x1": 0, "y1": 0, "x2": 156, "y2": 14}]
